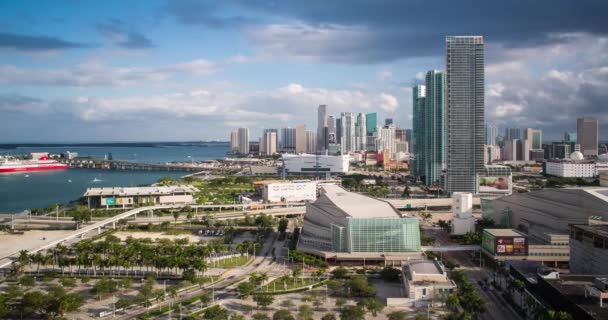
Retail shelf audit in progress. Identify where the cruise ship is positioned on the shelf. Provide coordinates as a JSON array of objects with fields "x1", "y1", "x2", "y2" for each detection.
[{"x1": 0, "y1": 156, "x2": 68, "y2": 173}]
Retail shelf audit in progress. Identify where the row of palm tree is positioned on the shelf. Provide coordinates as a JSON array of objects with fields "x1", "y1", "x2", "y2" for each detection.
[{"x1": 13, "y1": 235, "x2": 257, "y2": 278}]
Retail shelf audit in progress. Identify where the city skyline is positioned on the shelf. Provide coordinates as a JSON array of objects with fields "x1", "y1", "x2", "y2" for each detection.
[{"x1": 1, "y1": 1, "x2": 607, "y2": 142}]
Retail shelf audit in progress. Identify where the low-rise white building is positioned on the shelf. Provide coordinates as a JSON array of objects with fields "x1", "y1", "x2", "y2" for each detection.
[
  {"x1": 282, "y1": 154, "x2": 350, "y2": 174},
  {"x1": 84, "y1": 185, "x2": 197, "y2": 209},
  {"x1": 263, "y1": 181, "x2": 317, "y2": 203},
  {"x1": 403, "y1": 259, "x2": 457, "y2": 305},
  {"x1": 545, "y1": 152, "x2": 608, "y2": 177},
  {"x1": 451, "y1": 192, "x2": 476, "y2": 235}
]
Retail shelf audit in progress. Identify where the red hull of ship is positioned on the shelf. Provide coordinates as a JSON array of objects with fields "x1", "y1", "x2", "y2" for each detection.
[{"x1": 0, "y1": 165, "x2": 68, "y2": 173}]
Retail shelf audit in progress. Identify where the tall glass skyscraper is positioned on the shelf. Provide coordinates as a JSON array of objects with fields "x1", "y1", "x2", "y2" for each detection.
[
  {"x1": 577, "y1": 117, "x2": 599, "y2": 156},
  {"x1": 412, "y1": 85, "x2": 426, "y2": 178},
  {"x1": 365, "y1": 113, "x2": 377, "y2": 136},
  {"x1": 485, "y1": 124, "x2": 498, "y2": 146},
  {"x1": 340, "y1": 112, "x2": 356, "y2": 154},
  {"x1": 355, "y1": 113, "x2": 367, "y2": 151},
  {"x1": 446, "y1": 36, "x2": 485, "y2": 194},
  {"x1": 317, "y1": 105, "x2": 327, "y2": 153},
  {"x1": 423, "y1": 70, "x2": 447, "y2": 186}
]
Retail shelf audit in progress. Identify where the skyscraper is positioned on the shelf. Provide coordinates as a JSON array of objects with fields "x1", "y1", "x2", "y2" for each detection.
[
  {"x1": 355, "y1": 113, "x2": 367, "y2": 151},
  {"x1": 230, "y1": 129, "x2": 239, "y2": 153},
  {"x1": 340, "y1": 112, "x2": 356, "y2": 154},
  {"x1": 412, "y1": 85, "x2": 426, "y2": 178},
  {"x1": 279, "y1": 127, "x2": 296, "y2": 152},
  {"x1": 446, "y1": 36, "x2": 485, "y2": 194},
  {"x1": 395, "y1": 129, "x2": 406, "y2": 142},
  {"x1": 261, "y1": 131, "x2": 277, "y2": 156},
  {"x1": 376, "y1": 125, "x2": 396, "y2": 157},
  {"x1": 423, "y1": 70, "x2": 447, "y2": 186},
  {"x1": 327, "y1": 116, "x2": 337, "y2": 144},
  {"x1": 485, "y1": 124, "x2": 498, "y2": 146},
  {"x1": 505, "y1": 128, "x2": 521, "y2": 142},
  {"x1": 405, "y1": 129, "x2": 413, "y2": 153},
  {"x1": 336, "y1": 118, "x2": 342, "y2": 147},
  {"x1": 237, "y1": 127, "x2": 250, "y2": 155},
  {"x1": 295, "y1": 124, "x2": 306, "y2": 154},
  {"x1": 317, "y1": 105, "x2": 327, "y2": 153},
  {"x1": 564, "y1": 131, "x2": 577, "y2": 143},
  {"x1": 305, "y1": 131, "x2": 317, "y2": 153},
  {"x1": 524, "y1": 128, "x2": 542, "y2": 150},
  {"x1": 366, "y1": 113, "x2": 377, "y2": 136},
  {"x1": 385, "y1": 118, "x2": 394, "y2": 126},
  {"x1": 577, "y1": 117, "x2": 599, "y2": 157}
]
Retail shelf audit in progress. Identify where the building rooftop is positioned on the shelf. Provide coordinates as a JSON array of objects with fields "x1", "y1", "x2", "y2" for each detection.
[
  {"x1": 544, "y1": 275, "x2": 608, "y2": 320},
  {"x1": 84, "y1": 185, "x2": 197, "y2": 197},
  {"x1": 571, "y1": 224, "x2": 608, "y2": 239},
  {"x1": 320, "y1": 185, "x2": 400, "y2": 219},
  {"x1": 408, "y1": 259, "x2": 444, "y2": 275},
  {"x1": 484, "y1": 229, "x2": 526, "y2": 237}
]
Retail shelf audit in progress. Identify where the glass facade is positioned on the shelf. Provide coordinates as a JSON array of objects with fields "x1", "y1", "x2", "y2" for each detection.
[
  {"x1": 346, "y1": 218, "x2": 420, "y2": 252},
  {"x1": 331, "y1": 224, "x2": 345, "y2": 252}
]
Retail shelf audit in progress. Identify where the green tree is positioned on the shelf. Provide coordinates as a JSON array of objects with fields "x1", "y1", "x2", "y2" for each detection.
[
  {"x1": 200, "y1": 292, "x2": 212, "y2": 305},
  {"x1": 357, "y1": 298, "x2": 384, "y2": 316},
  {"x1": 252, "y1": 313, "x2": 271, "y2": 320},
  {"x1": 331, "y1": 267, "x2": 348, "y2": 279},
  {"x1": 273, "y1": 309, "x2": 295, "y2": 320},
  {"x1": 253, "y1": 295, "x2": 274, "y2": 309},
  {"x1": 321, "y1": 313, "x2": 337, "y2": 320},
  {"x1": 387, "y1": 311, "x2": 408, "y2": 320},
  {"x1": 203, "y1": 305, "x2": 230, "y2": 320},
  {"x1": 339, "y1": 305, "x2": 365, "y2": 320},
  {"x1": 297, "y1": 304, "x2": 314, "y2": 320},
  {"x1": 173, "y1": 211, "x2": 180, "y2": 222},
  {"x1": 335, "y1": 298, "x2": 347, "y2": 309},
  {"x1": 379, "y1": 266, "x2": 401, "y2": 282},
  {"x1": 237, "y1": 282, "x2": 255, "y2": 298}
]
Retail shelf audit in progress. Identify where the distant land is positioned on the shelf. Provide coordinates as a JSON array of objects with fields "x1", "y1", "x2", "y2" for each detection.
[{"x1": 0, "y1": 141, "x2": 229, "y2": 150}]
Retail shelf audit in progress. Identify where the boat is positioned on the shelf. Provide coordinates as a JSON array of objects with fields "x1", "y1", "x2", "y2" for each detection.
[{"x1": 0, "y1": 156, "x2": 68, "y2": 173}]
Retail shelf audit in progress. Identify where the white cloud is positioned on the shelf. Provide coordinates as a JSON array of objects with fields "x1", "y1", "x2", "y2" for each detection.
[
  {"x1": 378, "y1": 69, "x2": 392, "y2": 80},
  {"x1": 379, "y1": 93, "x2": 399, "y2": 113}
]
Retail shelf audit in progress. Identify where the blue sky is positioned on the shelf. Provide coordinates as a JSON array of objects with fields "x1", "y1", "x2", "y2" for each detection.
[{"x1": 1, "y1": 0, "x2": 607, "y2": 142}]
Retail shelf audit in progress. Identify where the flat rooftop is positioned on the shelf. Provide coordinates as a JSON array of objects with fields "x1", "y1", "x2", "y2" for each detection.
[
  {"x1": 408, "y1": 260, "x2": 444, "y2": 275},
  {"x1": 571, "y1": 224, "x2": 608, "y2": 239},
  {"x1": 484, "y1": 229, "x2": 526, "y2": 237},
  {"x1": 544, "y1": 275, "x2": 608, "y2": 320},
  {"x1": 321, "y1": 185, "x2": 400, "y2": 219},
  {"x1": 84, "y1": 185, "x2": 197, "y2": 197}
]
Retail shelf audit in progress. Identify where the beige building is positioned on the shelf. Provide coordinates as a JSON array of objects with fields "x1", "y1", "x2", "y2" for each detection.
[
  {"x1": 84, "y1": 185, "x2": 197, "y2": 209},
  {"x1": 403, "y1": 259, "x2": 457, "y2": 305}
]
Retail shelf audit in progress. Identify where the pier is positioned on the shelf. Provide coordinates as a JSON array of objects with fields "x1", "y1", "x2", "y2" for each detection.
[{"x1": 58, "y1": 159, "x2": 207, "y2": 172}]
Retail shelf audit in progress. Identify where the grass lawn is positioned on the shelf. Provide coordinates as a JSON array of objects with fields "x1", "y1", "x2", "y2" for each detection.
[
  {"x1": 212, "y1": 255, "x2": 252, "y2": 268},
  {"x1": 259, "y1": 277, "x2": 320, "y2": 292}
]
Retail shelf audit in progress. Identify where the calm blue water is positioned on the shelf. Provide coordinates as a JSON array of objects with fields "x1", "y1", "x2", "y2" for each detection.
[{"x1": 0, "y1": 143, "x2": 230, "y2": 213}]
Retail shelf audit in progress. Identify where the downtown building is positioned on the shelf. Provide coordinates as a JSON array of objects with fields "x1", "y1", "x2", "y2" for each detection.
[
  {"x1": 237, "y1": 127, "x2": 250, "y2": 155},
  {"x1": 577, "y1": 117, "x2": 599, "y2": 157},
  {"x1": 445, "y1": 36, "x2": 485, "y2": 194},
  {"x1": 340, "y1": 112, "x2": 356, "y2": 154},
  {"x1": 317, "y1": 105, "x2": 328, "y2": 153},
  {"x1": 412, "y1": 85, "x2": 426, "y2": 179},
  {"x1": 422, "y1": 70, "x2": 447, "y2": 186}
]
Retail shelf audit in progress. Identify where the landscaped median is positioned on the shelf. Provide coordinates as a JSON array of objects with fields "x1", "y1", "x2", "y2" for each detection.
[{"x1": 253, "y1": 277, "x2": 329, "y2": 295}]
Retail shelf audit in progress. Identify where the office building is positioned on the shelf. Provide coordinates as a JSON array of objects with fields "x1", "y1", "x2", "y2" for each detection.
[
  {"x1": 446, "y1": 36, "x2": 485, "y2": 194},
  {"x1": 340, "y1": 112, "x2": 356, "y2": 154},
  {"x1": 237, "y1": 127, "x2": 250, "y2": 154},
  {"x1": 405, "y1": 129, "x2": 413, "y2": 153},
  {"x1": 577, "y1": 117, "x2": 599, "y2": 157},
  {"x1": 327, "y1": 116, "x2": 337, "y2": 144},
  {"x1": 385, "y1": 118, "x2": 394, "y2": 126},
  {"x1": 517, "y1": 139, "x2": 532, "y2": 161},
  {"x1": 395, "y1": 128, "x2": 407, "y2": 143},
  {"x1": 505, "y1": 128, "x2": 521, "y2": 141},
  {"x1": 451, "y1": 193, "x2": 475, "y2": 235},
  {"x1": 423, "y1": 70, "x2": 447, "y2": 186},
  {"x1": 355, "y1": 113, "x2": 367, "y2": 151},
  {"x1": 317, "y1": 105, "x2": 328, "y2": 153},
  {"x1": 295, "y1": 124, "x2": 306, "y2": 154},
  {"x1": 366, "y1": 113, "x2": 377, "y2": 136},
  {"x1": 282, "y1": 154, "x2": 350, "y2": 174},
  {"x1": 412, "y1": 85, "x2": 426, "y2": 178},
  {"x1": 525, "y1": 128, "x2": 543, "y2": 150},
  {"x1": 298, "y1": 185, "x2": 421, "y2": 257},
  {"x1": 486, "y1": 124, "x2": 498, "y2": 146},
  {"x1": 230, "y1": 129, "x2": 239, "y2": 153},
  {"x1": 564, "y1": 131, "x2": 577, "y2": 143},
  {"x1": 335, "y1": 118, "x2": 342, "y2": 147},
  {"x1": 376, "y1": 125, "x2": 396, "y2": 158},
  {"x1": 545, "y1": 155, "x2": 608, "y2": 178},
  {"x1": 305, "y1": 131, "x2": 317, "y2": 154},
  {"x1": 279, "y1": 127, "x2": 295, "y2": 152}
]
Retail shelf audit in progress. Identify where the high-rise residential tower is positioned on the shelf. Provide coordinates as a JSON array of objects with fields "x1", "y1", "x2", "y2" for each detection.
[
  {"x1": 412, "y1": 85, "x2": 426, "y2": 178},
  {"x1": 355, "y1": 113, "x2": 367, "y2": 151},
  {"x1": 423, "y1": 70, "x2": 447, "y2": 186},
  {"x1": 485, "y1": 124, "x2": 498, "y2": 146},
  {"x1": 446, "y1": 36, "x2": 485, "y2": 194},
  {"x1": 305, "y1": 131, "x2": 317, "y2": 154},
  {"x1": 366, "y1": 113, "x2": 377, "y2": 136},
  {"x1": 279, "y1": 127, "x2": 295, "y2": 152},
  {"x1": 317, "y1": 105, "x2": 327, "y2": 153},
  {"x1": 505, "y1": 128, "x2": 521, "y2": 142},
  {"x1": 577, "y1": 117, "x2": 599, "y2": 157},
  {"x1": 230, "y1": 129, "x2": 239, "y2": 153},
  {"x1": 261, "y1": 130, "x2": 277, "y2": 156},
  {"x1": 340, "y1": 112, "x2": 356, "y2": 154},
  {"x1": 295, "y1": 125, "x2": 306, "y2": 154},
  {"x1": 237, "y1": 127, "x2": 250, "y2": 155},
  {"x1": 327, "y1": 116, "x2": 337, "y2": 144}
]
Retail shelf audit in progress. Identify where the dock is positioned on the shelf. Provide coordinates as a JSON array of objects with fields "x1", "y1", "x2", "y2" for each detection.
[{"x1": 58, "y1": 159, "x2": 209, "y2": 172}]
